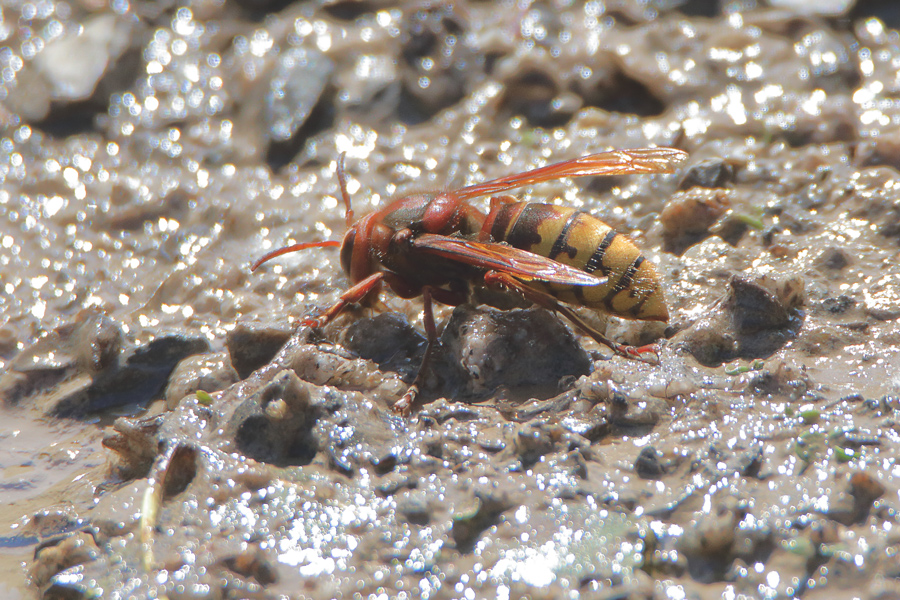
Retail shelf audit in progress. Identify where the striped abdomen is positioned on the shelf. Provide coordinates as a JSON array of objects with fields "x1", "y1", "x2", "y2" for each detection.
[{"x1": 486, "y1": 202, "x2": 668, "y2": 321}]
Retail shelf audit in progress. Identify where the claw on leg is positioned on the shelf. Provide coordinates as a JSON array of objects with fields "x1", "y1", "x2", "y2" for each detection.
[
  {"x1": 300, "y1": 272, "x2": 385, "y2": 330},
  {"x1": 618, "y1": 342, "x2": 661, "y2": 365},
  {"x1": 392, "y1": 385, "x2": 418, "y2": 416}
]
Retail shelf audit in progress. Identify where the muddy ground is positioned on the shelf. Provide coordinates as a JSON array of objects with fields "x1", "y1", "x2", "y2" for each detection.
[{"x1": 2, "y1": 0, "x2": 900, "y2": 598}]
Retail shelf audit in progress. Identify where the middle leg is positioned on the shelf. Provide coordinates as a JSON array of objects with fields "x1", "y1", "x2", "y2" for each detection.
[{"x1": 392, "y1": 286, "x2": 438, "y2": 415}]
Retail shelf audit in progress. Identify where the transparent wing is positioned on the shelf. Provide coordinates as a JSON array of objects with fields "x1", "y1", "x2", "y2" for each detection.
[
  {"x1": 412, "y1": 233, "x2": 606, "y2": 286},
  {"x1": 454, "y1": 147, "x2": 688, "y2": 202}
]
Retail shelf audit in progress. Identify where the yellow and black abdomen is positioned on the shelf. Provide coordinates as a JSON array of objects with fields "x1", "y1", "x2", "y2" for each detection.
[{"x1": 489, "y1": 202, "x2": 668, "y2": 322}]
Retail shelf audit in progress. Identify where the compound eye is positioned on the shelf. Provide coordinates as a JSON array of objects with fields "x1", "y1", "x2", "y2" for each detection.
[{"x1": 340, "y1": 228, "x2": 356, "y2": 276}]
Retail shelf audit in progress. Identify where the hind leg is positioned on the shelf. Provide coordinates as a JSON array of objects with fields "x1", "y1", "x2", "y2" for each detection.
[{"x1": 483, "y1": 271, "x2": 660, "y2": 365}]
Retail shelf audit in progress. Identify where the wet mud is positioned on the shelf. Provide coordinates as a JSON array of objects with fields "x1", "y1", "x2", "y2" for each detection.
[{"x1": 2, "y1": 0, "x2": 900, "y2": 598}]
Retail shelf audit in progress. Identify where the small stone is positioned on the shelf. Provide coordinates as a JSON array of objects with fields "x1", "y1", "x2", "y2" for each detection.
[
  {"x1": 102, "y1": 414, "x2": 165, "y2": 480},
  {"x1": 678, "y1": 158, "x2": 737, "y2": 190},
  {"x1": 608, "y1": 394, "x2": 663, "y2": 427},
  {"x1": 35, "y1": 15, "x2": 133, "y2": 103},
  {"x1": 342, "y1": 312, "x2": 425, "y2": 379},
  {"x1": 226, "y1": 322, "x2": 292, "y2": 379},
  {"x1": 451, "y1": 488, "x2": 516, "y2": 553},
  {"x1": 676, "y1": 274, "x2": 805, "y2": 367},
  {"x1": 266, "y1": 48, "x2": 333, "y2": 142},
  {"x1": 396, "y1": 494, "x2": 431, "y2": 526},
  {"x1": 634, "y1": 447, "x2": 666, "y2": 479},
  {"x1": 559, "y1": 411, "x2": 609, "y2": 442},
  {"x1": 825, "y1": 472, "x2": 885, "y2": 526},
  {"x1": 8, "y1": 14, "x2": 136, "y2": 122},
  {"x1": 222, "y1": 546, "x2": 277, "y2": 586},
  {"x1": 513, "y1": 421, "x2": 563, "y2": 467},
  {"x1": 850, "y1": 472, "x2": 885, "y2": 510},
  {"x1": 661, "y1": 187, "x2": 731, "y2": 254},
  {"x1": 30, "y1": 531, "x2": 101, "y2": 590}
]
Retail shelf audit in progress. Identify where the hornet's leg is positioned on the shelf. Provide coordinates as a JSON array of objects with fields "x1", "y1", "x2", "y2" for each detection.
[
  {"x1": 302, "y1": 272, "x2": 384, "y2": 328},
  {"x1": 483, "y1": 271, "x2": 661, "y2": 365},
  {"x1": 392, "y1": 286, "x2": 439, "y2": 416}
]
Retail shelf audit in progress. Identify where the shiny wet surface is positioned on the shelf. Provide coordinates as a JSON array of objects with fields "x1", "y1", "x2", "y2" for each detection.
[{"x1": 2, "y1": 1, "x2": 900, "y2": 598}]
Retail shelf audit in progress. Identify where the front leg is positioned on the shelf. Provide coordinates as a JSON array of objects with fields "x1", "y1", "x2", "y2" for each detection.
[{"x1": 301, "y1": 272, "x2": 385, "y2": 327}]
